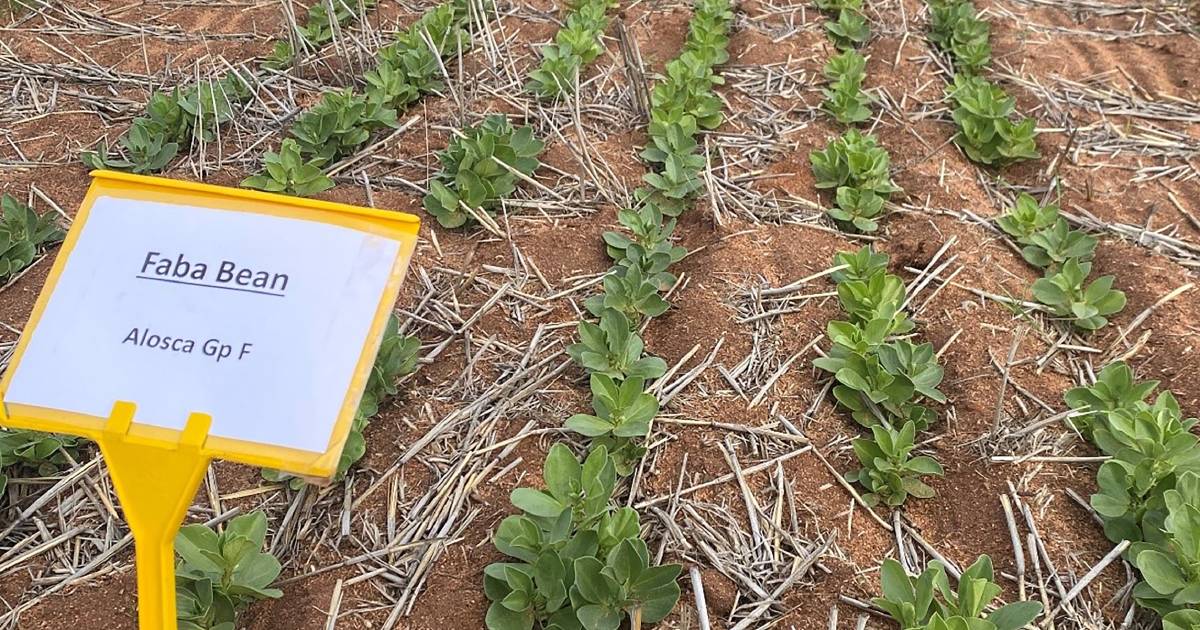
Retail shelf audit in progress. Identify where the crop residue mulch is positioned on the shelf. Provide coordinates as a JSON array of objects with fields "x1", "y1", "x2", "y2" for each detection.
[{"x1": 1, "y1": 0, "x2": 1199, "y2": 628}]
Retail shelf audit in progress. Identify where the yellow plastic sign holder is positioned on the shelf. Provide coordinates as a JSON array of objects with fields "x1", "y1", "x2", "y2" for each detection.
[
  {"x1": 100, "y1": 402, "x2": 213, "y2": 630},
  {"x1": 0, "y1": 171, "x2": 421, "y2": 630}
]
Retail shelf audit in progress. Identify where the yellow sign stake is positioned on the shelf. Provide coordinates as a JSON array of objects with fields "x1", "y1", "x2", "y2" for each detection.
[
  {"x1": 99, "y1": 402, "x2": 212, "y2": 629},
  {"x1": 0, "y1": 171, "x2": 420, "y2": 629}
]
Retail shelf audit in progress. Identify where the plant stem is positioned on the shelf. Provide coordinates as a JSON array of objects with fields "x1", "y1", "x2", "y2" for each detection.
[{"x1": 631, "y1": 606, "x2": 643, "y2": 630}]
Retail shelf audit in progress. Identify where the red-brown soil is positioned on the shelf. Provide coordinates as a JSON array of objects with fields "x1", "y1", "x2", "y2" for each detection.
[{"x1": 2, "y1": 0, "x2": 1198, "y2": 628}]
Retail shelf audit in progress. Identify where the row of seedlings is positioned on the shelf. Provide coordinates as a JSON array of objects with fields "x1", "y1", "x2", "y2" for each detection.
[
  {"x1": 527, "y1": 0, "x2": 616, "y2": 99},
  {"x1": 244, "y1": 0, "x2": 472, "y2": 481},
  {"x1": 243, "y1": 0, "x2": 473, "y2": 197},
  {"x1": 82, "y1": 69, "x2": 256, "y2": 174},
  {"x1": 172, "y1": 5, "x2": 477, "y2": 622},
  {"x1": 810, "y1": 0, "x2": 903, "y2": 234},
  {"x1": 995, "y1": 194, "x2": 1126, "y2": 330},
  {"x1": 813, "y1": 1, "x2": 941, "y2": 510},
  {"x1": 925, "y1": 0, "x2": 1039, "y2": 166},
  {"x1": 813, "y1": 247, "x2": 947, "y2": 507},
  {"x1": 817, "y1": 0, "x2": 871, "y2": 126},
  {"x1": 580, "y1": 0, "x2": 732, "y2": 468},
  {"x1": 815, "y1": 9, "x2": 1042, "y2": 622},
  {"x1": 1065, "y1": 363, "x2": 1200, "y2": 627},
  {"x1": 480, "y1": 1, "x2": 734, "y2": 628},
  {"x1": 957, "y1": 0, "x2": 1124, "y2": 329},
  {"x1": 83, "y1": 0, "x2": 386, "y2": 175},
  {"x1": 929, "y1": 9, "x2": 1134, "y2": 629}
]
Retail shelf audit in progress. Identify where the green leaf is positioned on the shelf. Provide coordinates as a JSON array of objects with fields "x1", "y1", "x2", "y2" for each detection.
[
  {"x1": 486, "y1": 601, "x2": 535, "y2": 630},
  {"x1": 175, "y1": 525, "x2": 224, "y2": 576},
  {"x1": 1135, "y1": 550, "x2": 1187, "y2": 595},
  {"x1": 573, "y1": 557, "x2": 618, "y2": 604},
  {"x1": 907, "y1": 456, "x2": 944, "y2": 475},
  {"x1": 575, "y1": 604, "x2": 621, "y2": 630},
  {"x1": 230, "y1": 554, "x2": 283, "y2": 595},
  {"x1": 987, "y1": 601, "x2": 1043, "y2": 630},
  {"x1": 510, "y1": 488, "x2": 566, "y2": 518},
  {"x1": 636, "y1": 580, "x2": 682, "y2": 623},
  {"x1": 880, "y1": 559, "x2": 915, "y2": 603},
  {"x1": 544, "y1": 443, "x2": 581, "y2": 504},
  {"x1": 566, "y1": 414, "x2": 615, "y2": 437},
  {"x1": 1164, "y1": 610, "x2": 1200, "y2": 630}
]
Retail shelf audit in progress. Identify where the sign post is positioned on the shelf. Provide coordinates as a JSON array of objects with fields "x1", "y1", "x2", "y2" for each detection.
[{"x1": 0, "y1": 171, "x2": 420, "y2": 629}]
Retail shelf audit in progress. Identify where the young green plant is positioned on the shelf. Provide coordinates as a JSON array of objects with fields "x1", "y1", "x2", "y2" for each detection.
[
  {"x1": 825, "y1": 9, "x2": 870, "y2": 49},
  {"x1": 424, "y1": 115, "x2": 545, "y2": 228},
  {"x1": 947, "y1": 74, "x2": 1039, "y2": 166},
  {"x1": 175, "y1": 511, "x2": 283, "y2": 629},
  {"x1": 527, "y1": 0, "x2": 614, "y2": 99},
  {"x1": 240, "y1": 139, "x2": 335, "y2": 197},
  {"x1": 0, "y1": 429, "x2": 82, "y2": 496},
  {"x1": 821, "y1": 50, "x2": 872, "y2": 125},
  {"x1": 927, "y1": 0, "x2": 991, "y2": 73},
  {"x1": 0, "y1": 194, "x2": 64, "y2": 284},
  {"x1": 83, "y1": 71, "x2": 254, "y2": 174},
  {"x1": 485, "y1": 445, "x2": 681, "y2": 630},
  {"x1": 568, "y1": 309, "x2": 667, "y2": 381},
  {"x1": 1066, "y1": 361, "x2": 1200, "y2": 624},
  {"x1": 810, "y1": 130, "x2": 901, "y2": 232},
  {"x1": 815, "y1": 247, "x2": 946, "y2": 505},
  {"x1": 874, "y1": 555, "x2": 1043, "y2": 629},
  {"x1": 997, "y1": 194, "x2": 1124, "y2": 330},
  {"x1": 1064, "y1": 361, "x2": 1160, "y2": 439},
  {"x1": 1031, "y1": 259, "x2": 1125, "y2": 331},
  {"x1": 297, "y1": 0, "x2": 380, "y2": 48},
  {"x1": 849, "y1": 421, "x2": 944, "y2": 507}
]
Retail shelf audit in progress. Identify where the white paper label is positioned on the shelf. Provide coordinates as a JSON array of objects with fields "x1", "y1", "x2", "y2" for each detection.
[{"x1": 5, "y1": 196, "x2": 402, "y2": 454}]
